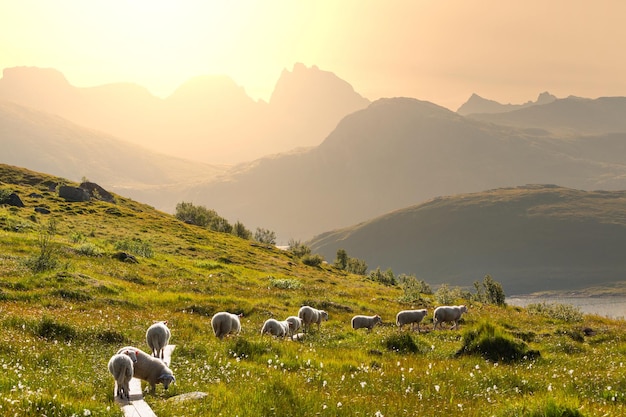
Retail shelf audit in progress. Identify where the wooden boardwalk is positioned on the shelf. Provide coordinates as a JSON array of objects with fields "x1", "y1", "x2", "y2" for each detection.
[{"x1": 114, "y1": 345, "x2": 175, "y2": 417}]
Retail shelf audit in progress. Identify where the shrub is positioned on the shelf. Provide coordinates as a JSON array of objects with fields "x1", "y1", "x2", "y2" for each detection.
[
  {"x1": 228, "y1": 338, "x2": 267, "y2": 359},
  {"x1": 254, "y1": 228, "x2": 276, "y2": 245},
  {"x1": 434, "y1": 283, "x2": 468, "y2": 305},
  {"x1": 287, "y1": 239, "x2": 311, "y2": 258},
  {"x1": 36, "y1": 317, "x2": 77, "y2": 342},
  {"x1": 114, "y1": 237, "x2": 154, "y2": 258},
  {"x1": 457, "y1": 321, "x2": 539, "y2": 363},
  {"x1": 526, "y1": 302, "x2": 583, "y2": 323},
  {"x1": 499, "y1": 400, "x2": 585, "y2": 417},
  {"x1": 301, "y1": 253, "x2": 324, "y2": 267},
  {"x1": 473, "y1": 274, "x2": 506, "y2": 306},
  {"x1": 75, "y1": 242, "x2": 104, "y2": 257},
  {"x1": 368, "y1": 267, "x2": 396, "y2": 286},
  {"x1": 383, "y1": 333, "x2": 427, "y2": 354},
  {"x1": 24, "y1": 219, "x2": 59, "y2": 272},
  {"x1": 269, "y1": 277, "x2": 302, "y2": 290},
  {"x1": 232, "y1": 221, "x2": 252, "y2": 239}
]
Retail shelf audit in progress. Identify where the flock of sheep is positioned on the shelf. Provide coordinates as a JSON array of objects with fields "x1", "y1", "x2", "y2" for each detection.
[{"x1": 108, "y1": 305, "x2": 468, "y2": 400}]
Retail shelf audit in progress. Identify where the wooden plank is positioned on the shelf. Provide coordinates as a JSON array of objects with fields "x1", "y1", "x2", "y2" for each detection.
[{"x1": 114, "y1": 345, "x2": 176, "y2": 417}]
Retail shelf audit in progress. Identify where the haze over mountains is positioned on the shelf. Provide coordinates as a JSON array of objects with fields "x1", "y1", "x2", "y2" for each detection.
[
  {"x1": 3, "y1": 63, "x2": 626, "y2": 294},
  {"x1": 0, "y1": 64, "x2": 369, "y2": 165}
]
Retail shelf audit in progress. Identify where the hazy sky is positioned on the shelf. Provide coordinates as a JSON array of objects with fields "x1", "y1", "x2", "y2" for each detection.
[{"x1": 2, "y1": 0, "x2": 625, "y2": 110}]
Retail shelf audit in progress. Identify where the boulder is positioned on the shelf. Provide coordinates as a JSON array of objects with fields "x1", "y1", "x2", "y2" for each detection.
[{"x1": 58, "y1": 185, "x2": 90, "y2": 202}]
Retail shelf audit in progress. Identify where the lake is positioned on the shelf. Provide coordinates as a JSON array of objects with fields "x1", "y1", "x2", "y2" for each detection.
[{"x1": 507, "y1": 296, "x2": 626, "y2": 320}]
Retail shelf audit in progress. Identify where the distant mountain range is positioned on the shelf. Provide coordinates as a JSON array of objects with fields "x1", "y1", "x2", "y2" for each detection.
[
  {"x1": 182, "y1": 96, "x2": 626, "y2": 241},
  {"x1": 457, "y1": 92, "x2": 556, "y2": 115},
  {"x1": 0, "y1": 64, "x2": 370, "y2": 165},
  {"x1": 307, "y1": 185, "x2": 626, "y2": 295}
]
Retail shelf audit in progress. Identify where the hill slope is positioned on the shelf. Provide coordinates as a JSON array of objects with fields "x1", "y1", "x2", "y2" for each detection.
[
  {"x1": 1, "y1": 164, "x2": 625, "y2": 417},
  {"x1": 184, "y1": 97, "x2": 626, "y2": 241},
  {"x1": 308, "y1": 185, "x2": 626, "y2": 295}
]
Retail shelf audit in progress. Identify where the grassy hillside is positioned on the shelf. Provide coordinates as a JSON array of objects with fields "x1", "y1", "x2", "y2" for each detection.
[
  {"x1": 1, "y1": 164, "x2": 625, "y2": 416},
  {"x1": 308, "y1": 184, "x2": 626, "y2": 295}
]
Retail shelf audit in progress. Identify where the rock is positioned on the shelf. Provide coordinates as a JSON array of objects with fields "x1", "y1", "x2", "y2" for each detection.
[
  {"x1": 6, "y1": 192, "x2": 24, "y2": 207},
  {"x1": 58, "y1": 185, "x2": 90, "y2": 202},
  {"x1": 79, "y1": 182, "x2": 115, "y2": 203},
  {"x1": 34, "y1": 207, "x2": 50, "y2": 214},
  {"x1": 167, "y1": 392, "x2": 208, "y2": 403}
]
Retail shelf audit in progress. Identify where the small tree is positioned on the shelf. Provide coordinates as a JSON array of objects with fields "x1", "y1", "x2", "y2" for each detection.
[
  {"x1": 334, "y1": 249, "x2": 348, "y2": 270},
  {"x1": 232, "y1": 221, "x2": 252, "y2": 239},
  {"x1": 287, "y1": 239, "x2": 311, "y2": 258},
  {"x1": 254, "y1": 228, "x2": 276, "y2": 245},
  {"x1": 368, "y1": 267, "x2": 396, "y2": 286},
  {"x1": 473, "y1": 275, "x2": 506, "y2": 306},
  {"x1": 346, "y1": 257, "x2": 368, "y2": 275}
]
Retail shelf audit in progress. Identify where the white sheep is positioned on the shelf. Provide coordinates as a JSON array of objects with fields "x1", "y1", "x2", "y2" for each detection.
[
  {"x1": 211, "y1": 312, "x2": 242, "y2": 339},
  {"x1": 285, "y1": 316, "x2": 302, "y2": 335},
  {"x1": 433, "y1": 305, "x2": 468, "y2": 330},
  {"x1": 117, "y1": 346, "x2": 175, "y2": 393},
  {"x1": 261, "y1": 318, "x2": 291, "y2": 338},
  {"x1": 351, "y1": 314, "x2": 383, "y2": 331},
  {"x1": 108, "y1": 350, "x2": 137, "y2": 400},
  {"x1": 298, "y1": 305, "x2": 329, "y2": 333},
  {"x1": 146, "y1": 320, "x2": 171, "y2": 359},
  {"x1": 396, "y1": 309, "x2": 428, "y2": 332}
]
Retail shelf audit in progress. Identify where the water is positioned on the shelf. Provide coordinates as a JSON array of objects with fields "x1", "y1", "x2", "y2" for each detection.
[{"x1": 507, "y1": 296, "x2": 626, "y2": 320}]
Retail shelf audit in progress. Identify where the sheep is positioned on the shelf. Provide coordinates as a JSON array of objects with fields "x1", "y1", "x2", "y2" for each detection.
[
  {"x1": 261, "y1": 318, "x2": 291, "y2": 338},
  {"x1": 108, "y1": 352, "x2": 135, "y2": 400},
  {"x1": 285, "y1": 316, "x2": 302, "y2": 336},
  {"x1": 396, "y1": 309, "x2": 428, "y2": 332},
  {"x1": 146, "y1": 320, "x2": 171, "y2": 359},
  {"x1": 211, "y1": 312, "x2": 242, "y2": 339},
  {"x1": 298, "y1": 305, "x2": 328, "y2": 333},
  {"x1": 117, "y1": 346, "x2": 175, "y2": 393},
  {"x1": 433, "y1": 305, "x2": 468, "y2": 330},
  {"x1": 351, "y1": 314, "x2": 383, "y2": 331}
]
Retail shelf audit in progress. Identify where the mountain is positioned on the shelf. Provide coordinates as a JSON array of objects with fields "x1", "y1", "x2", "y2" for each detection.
[
  {"x1": 0, "y1": 64, "x2": 370, "y2": 164},
  {"x1": 307, "y1": 185, "x2": 626, "y2": 295},
  {"x1": 0, "y1": 100, "x2": 225, "y2": 208},
  {"x1": 182, "y1": 97, "x2": 626, "y2": 242},
  {"x1": 466, "y1": 96, "x2": 626, "y2": 134},
  {"x1": 457, "y1": 92, "x2": 556, "y2": 115}
]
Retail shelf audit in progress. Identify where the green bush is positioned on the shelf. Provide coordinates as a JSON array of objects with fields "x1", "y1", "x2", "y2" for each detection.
[
  {"x1": 301, "y1": 253, "x2": 324, "y2": 267},
  {"x1": 114, "y1": 237, "x2": 154, "y2": 258},
  {"x1": 269, "y1": 277, "x2": 302, "y2": 289},
  {"x1": 383, "y1": 333, "x2": 427, "y2": 354},
  {"x1": 526, "y1": 302, "x2": 583, "y2": 323},
  {"x1": 76, "y1": 242, "x2": 104, "y2": 257},
  {"x1": 457, "y1": 321, "x2": 539, "y2": 363}
]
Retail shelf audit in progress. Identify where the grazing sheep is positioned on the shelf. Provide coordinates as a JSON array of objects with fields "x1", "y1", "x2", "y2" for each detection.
[
  {"x1": 211, "y1": 312, "x2": 242, "y2": 339},
  {"x1": 261, "y1": 318, "x2": 291, "y2": 338},
  {"x1": 117, "y1": 346, "x2": 175, "y2": 393},
  {"x1": 285, "y1": 316, "x2": 302, "y2": 335},
  {"x1": 433, "y1": 305, "x2": 468, "y2": 330},
  {"x1": 108, "y1": 353, "x2": 134, "y2": 400},
  {"x1": 298, "y1": 305, "x2": 329, "y2": 333},
  {"x1": 396, "y1": 309, "x2": 428, "y2": 332},
  {"x1": 146, "y1": 321, "x2": 171, "y2": 359},
  {"x1": 351, "y1": 314, "x2": 383, "y2": 331}
]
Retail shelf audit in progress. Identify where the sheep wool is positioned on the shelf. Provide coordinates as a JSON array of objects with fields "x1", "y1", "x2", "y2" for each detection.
[
  {"x1": 433, "y1": 305, "x2": 468, "y2": 330},
  {"x1": 297, "y1": 305, "x2": 329, "y2": 333},
  {"x1": 108, "y1": 353, "x2": 134, "y2": 400},
  {"x1": 211, "y1": 312, "x2": 242, "y2": 339},
  {"x1": 396, "y1": 309, "x2": 428, "y2": 332},
  {"x1": 351, "y1": 314, "x2": 383, "y2": 330},
  {"x1": 146, "y1": 320, "x2": 171, "y2": 359}
]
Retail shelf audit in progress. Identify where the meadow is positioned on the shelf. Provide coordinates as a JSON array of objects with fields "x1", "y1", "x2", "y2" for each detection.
[{"x1": 0, "y1": 164, "x2": 625, "y2": 417}]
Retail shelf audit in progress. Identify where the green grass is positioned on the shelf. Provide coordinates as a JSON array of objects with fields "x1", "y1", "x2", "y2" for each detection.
[{"x1": 1, "y1": 164, "x2": 625, "y2": 416}]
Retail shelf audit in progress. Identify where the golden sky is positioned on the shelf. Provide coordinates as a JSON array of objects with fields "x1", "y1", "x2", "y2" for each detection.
[{"x1": 2, "y1": 0, "x2": 626, "y2": 110}]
